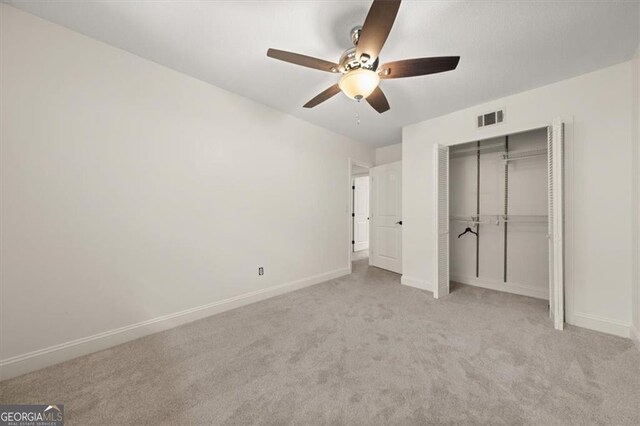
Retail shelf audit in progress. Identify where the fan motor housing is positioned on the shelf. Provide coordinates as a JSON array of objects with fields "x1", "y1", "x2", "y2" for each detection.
[{"x1": 338, "y1": 26, "x2": 379, "y2": 74}]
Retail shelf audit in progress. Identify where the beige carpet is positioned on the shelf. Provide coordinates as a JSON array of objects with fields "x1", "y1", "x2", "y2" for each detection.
[{"x1": 1, "y1": 259, "x2": 639, "y2": 425}]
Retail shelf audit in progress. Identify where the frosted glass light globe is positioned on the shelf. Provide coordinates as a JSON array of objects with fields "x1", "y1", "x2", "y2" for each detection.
[{"x1": 339, "y1": 69, "x2": 380, "y2": 100}]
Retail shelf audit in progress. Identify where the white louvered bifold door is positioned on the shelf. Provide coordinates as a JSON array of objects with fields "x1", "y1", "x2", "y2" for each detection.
[
  {"x1": 548, "y1": 120, "x2": 565, "y2": 330},
  {"x1": 434, "y1": 144, "x2": 450, "y2": 299},
  {"x1": 547, "y1": 126, "x2": 555, "y2": 321}
]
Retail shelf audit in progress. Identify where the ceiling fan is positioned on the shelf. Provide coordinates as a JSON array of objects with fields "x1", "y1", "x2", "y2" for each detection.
[{"x1": 266, "y1": 0, "x2": 460, "y2": 114}]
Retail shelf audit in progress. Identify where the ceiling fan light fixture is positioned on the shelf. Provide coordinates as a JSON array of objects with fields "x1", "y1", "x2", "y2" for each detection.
[
  {"x1": 338, "y1": 68, "x2": 380, "y2": 101},
  {"x1": 267, "y1": 1, "x2": 460, "y2": 113}
]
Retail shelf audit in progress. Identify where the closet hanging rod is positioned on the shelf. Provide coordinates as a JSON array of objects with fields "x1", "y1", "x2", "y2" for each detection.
[
  {"x1": 497, "y1": 214, "x2": 548, "y2": 218},
  {"x1": 450, "y1": 215, "x2": 493, "y2": 226},
  {"x1": 503, "y1": 154, "x2": 546, "y2": 163},
  {"x1": 502, "y1": 148, "x2": 547, "y2": 162},
  {"x1": 450, "y1": 219, "x2": 486, "y2": 225},
  {"x1": 501, "y1": 218, "x2": 548, "y2": 223},
  {"x1": 451, "y1": 214, "x2": 548, "y2": 218},
  {"x1": 450, "y1": 214, "x2": 547, "y2": 225},
  {"x1": 498, "y1": 214, "x2": 548, "y2": 224}
]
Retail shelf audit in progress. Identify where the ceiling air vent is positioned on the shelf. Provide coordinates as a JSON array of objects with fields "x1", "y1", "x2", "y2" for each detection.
[{"x1": 477, "y1": 109, "x2": 504, "y2": 128}]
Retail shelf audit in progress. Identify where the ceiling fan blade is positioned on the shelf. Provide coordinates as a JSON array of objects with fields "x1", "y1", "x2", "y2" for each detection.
[
  {"x1": 355, "y1": 0, "x2": 401, "y2": 64},
  {"x1": 366, "y1": 86, "x2": 390, "y2": 113},
  {"x1": 303, "y1": 84, "x2": 342, "y2": 108},
  {"x1": 267, "y1": 48, "x2": 339, "y2": 73},
  {"x1": 379, "y1": 56, "x2": 460, "y2": 79}
]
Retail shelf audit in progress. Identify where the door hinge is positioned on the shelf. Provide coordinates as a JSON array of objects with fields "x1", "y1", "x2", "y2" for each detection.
[
  {"x1": 352, "y1": 240, "x2": 355, "y2": 244},
  {"x1": 352, "y1": 213, "x2": 355, "y2": 217},
  {"x1": 352, "y1": 185, "x2": 355, "y2": 190}
]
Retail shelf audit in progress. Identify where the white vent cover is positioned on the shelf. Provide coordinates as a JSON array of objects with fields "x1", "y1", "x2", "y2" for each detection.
[{"x1": 477, "y1": 109, "x2": 504, "y2": 128}]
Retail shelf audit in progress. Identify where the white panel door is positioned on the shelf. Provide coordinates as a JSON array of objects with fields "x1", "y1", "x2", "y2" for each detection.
[
  {"x1": 548, "y1": 120, "x2": 565, "y2": 330},
  {"x1": 434, "y1": 144, "x2": 450, "y2": 299},
  {"x1": 353, "y1": 176, "x2": 370, "y2": 252},
  {"x1": 370, "y1": 162, "x2": 402, "y2": 273}
]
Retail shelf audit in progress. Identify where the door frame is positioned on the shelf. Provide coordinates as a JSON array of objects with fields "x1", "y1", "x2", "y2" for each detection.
[
  {"x1": 348, "y1": 158, "x2": 373, "y2": 273},
  {"x1": 431, "y1": 118, "x2": 573, "y2": 328}
]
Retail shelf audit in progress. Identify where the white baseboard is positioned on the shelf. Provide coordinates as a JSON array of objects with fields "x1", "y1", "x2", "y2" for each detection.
[
  {"x1": 0, "y1": 267, "x2": 350, "y2": 381},
  {"x1": 631, "y1": 325, "x2": 640, "y2": 352},
  {"x1": 451, "y1": 274, "x2": 548, "y2": 300},
  {"x1": 401, "y1": 275, "x2": 432, "y2": 292},
  {"x1": 569, "y1": 311, "x2": 631, "y2": 338}
]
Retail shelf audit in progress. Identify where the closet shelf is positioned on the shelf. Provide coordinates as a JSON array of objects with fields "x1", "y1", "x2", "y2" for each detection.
[
  {"x1": 450, "y1": 140, "x2": 506, "y2": 158},
  {"x1": 450, "y1": 145, "x2": 548, "y2": 161}
]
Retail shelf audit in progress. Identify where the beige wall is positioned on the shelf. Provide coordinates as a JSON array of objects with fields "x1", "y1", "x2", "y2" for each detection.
[
  {"x1": 633, "y1": 40, "x2": 640, "y2": 347},
  {"x1": 375, "y1": 143, "x2": 402, "y2": 166},
  {"x1": 403, "y1": 61, "x2": 635, "y2": 338},
  {"x1": 0, "y1": 5, "x2": 374, "y2": 378}
]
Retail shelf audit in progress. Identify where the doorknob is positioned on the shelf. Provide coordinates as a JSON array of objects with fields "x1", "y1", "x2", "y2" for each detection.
[{"x1": 396, "y1": 221, "x2": 403, "y2": 225}]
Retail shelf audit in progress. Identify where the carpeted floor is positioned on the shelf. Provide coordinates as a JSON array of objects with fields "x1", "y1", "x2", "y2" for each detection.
[{"x1": 1, "y1": 259, "x2": 639, "y2": 425}]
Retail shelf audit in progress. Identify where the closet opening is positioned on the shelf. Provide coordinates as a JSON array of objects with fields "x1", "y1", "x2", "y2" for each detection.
[
  {"x1": 450, "y1": 128, "x2": 549, "y2": 299},
  {"x1": 433, "y1": 121, "x2": 565, "y2": 329}
]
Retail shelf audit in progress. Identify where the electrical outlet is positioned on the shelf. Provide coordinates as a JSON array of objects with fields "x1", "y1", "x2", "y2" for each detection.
[{"x1": 258, "y1": 267, "x2": 264, "y2": 276}]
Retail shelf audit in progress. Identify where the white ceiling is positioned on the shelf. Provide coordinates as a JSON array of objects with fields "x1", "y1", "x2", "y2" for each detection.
[{"x1": 5, "y1": 1, "x2": 639, "y2": 147}]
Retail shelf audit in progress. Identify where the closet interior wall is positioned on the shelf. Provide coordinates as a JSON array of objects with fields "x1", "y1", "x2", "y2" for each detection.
[{"x1": 449, "y1": 128, "x2": 549, "y2": 299}]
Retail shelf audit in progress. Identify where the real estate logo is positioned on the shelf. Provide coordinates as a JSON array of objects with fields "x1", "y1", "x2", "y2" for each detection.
[{"x1": 0, "y1": 404, "x2": 64, "y2": 426}]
